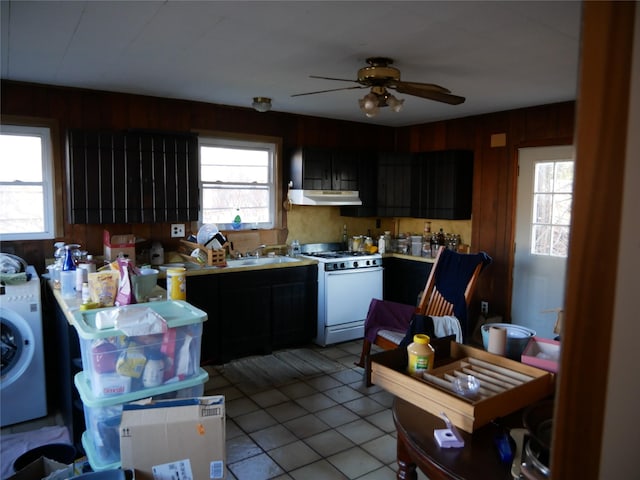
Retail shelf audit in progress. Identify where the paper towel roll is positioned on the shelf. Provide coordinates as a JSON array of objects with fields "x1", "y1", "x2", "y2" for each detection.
[{"x1": 488, "y1": 326, "x2": 507, "y2": 356}]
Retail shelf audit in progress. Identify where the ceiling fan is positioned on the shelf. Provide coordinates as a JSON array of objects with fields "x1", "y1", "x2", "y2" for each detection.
[{"x1": 292, "y1": 57, "x2": 465, "y2": 117}]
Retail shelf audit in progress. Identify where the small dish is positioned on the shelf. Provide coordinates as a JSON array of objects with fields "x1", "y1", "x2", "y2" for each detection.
[{"x1": 453, "y1": 374, "x2": 480, "y2": 397}]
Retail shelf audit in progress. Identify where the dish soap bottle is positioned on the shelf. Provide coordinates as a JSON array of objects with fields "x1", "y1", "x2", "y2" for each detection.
[
  {"x1": 232, "y1": 208, "x2": 242, "y2": 230},
  {"x1": 407, "y1": 334, "x2": 435, "y2": 377}
]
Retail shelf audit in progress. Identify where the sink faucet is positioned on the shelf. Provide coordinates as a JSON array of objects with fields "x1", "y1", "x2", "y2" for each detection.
[{"x1": 246, "y1": 245, "x2": 267, "y2": 258}]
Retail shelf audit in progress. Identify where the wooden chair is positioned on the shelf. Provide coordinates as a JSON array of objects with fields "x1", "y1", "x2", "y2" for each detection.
[{"x1": 357, "y1": 246, "x2": 489, "y2": 384}]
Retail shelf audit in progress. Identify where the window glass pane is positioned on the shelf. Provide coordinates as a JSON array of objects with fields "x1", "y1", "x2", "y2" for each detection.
[
  {"x1": 553, "y1": 161, "x2": 574, "y2": 193},
  {"x1": 202, "y1": 185, "x2": 270, "y2": 225},
  {"x1": 532, "y1": 224, "x2": 551, "y2": 255},
  {"x1": 534, "y1": 162, "x2": 554, "y2": 193},
  {"x1": 201, "y1": 146, "x2": 269, "y2": 183},
  {"x1": 0, "y1": 185, "x2": 45, "y2": 233},
  {"x1": 533, "y1": 193, "x2": 552, "y2": 223},
  {"x1": 0, "y1": 134, "x2": 44, "y2": 182},
  {"x1": 551, "y1": 193, "x2": 572, "y2": 225},
  {"x1": 551, "y1": 225, "x2": 570, "y2": 257}
]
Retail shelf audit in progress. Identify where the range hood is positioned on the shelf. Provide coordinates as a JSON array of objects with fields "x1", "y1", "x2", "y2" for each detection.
[{"x1": 288, "y1": 189, "x2": 362, "y2": 206}]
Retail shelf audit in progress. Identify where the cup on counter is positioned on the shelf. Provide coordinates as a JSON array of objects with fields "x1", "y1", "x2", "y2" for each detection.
[{"x1": 60, "y1": 270, "x2": 77, "y2": 298}]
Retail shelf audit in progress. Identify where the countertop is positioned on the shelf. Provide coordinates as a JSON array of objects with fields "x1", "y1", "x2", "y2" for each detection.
[
  {"x1": 49, "y1": 280, "x2": 167, "y2": 325},
  {"x1": 382, "y1": 252, "x2": 436, "y2": 264},
  {"x1": 156, "y1": 255, "x2": 318, "y2": 278}
]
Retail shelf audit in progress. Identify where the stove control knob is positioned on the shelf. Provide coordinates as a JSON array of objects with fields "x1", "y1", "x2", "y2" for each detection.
[
  {"x1": 353, "y1": 261, "x2": 359, "y2": 268},
  {"x1": 340, "y1": 262, "x2": 346, "y2": 269}
]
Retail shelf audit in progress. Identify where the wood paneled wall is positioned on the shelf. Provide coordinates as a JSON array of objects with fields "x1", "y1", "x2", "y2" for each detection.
[
  {"x1": 1, "y1": 81, "x2": 396, "y2": 269},
  {"x1": 1, "y1": 80, "x2": 575, "y2": 324},
  {"x1": 398, "y1": 101, "x2": 575, "y2": 321}
]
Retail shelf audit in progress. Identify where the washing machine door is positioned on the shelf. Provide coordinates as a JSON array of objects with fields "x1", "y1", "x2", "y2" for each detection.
[{"x1": 0, "y1": 308, "x2": 35, "y2": 389}]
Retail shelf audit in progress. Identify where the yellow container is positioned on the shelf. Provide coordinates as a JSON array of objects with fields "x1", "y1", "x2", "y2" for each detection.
[
  {"x1": 407, "y1": 334, "x2": 435, "y2": 376},
  {"x1": 166, "y1": 267, "x2": 186, "y2": 300}
]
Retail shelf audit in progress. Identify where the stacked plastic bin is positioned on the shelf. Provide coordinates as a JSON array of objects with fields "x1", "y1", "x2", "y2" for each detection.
[{"x1": 71, "y1": 300, "x2": 209, "y2": 471}]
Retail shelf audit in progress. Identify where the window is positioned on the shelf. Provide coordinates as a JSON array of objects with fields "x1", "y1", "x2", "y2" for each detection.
[
  {"x1": 0, "y1": 124, "x2": 56, "y2": 240},
  {"x1": 199, "y1": 135, "x2": 279, "y2": 230},
  {"x1": 531, "y1": 160, "x2": 574, "y2": 257}
]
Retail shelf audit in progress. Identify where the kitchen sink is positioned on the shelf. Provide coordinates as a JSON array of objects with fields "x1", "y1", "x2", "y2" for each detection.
[{"x1": 226, "y1": 256, "x2": 302, "y2": 267}]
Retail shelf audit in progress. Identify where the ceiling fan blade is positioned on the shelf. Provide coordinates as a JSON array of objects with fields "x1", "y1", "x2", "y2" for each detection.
[
  {"x1": 394, "y1": 81, "x2": 451, "y2": 94},
  {"x1": 291, "y1": 85, "x2": 365, "y2": 97},
  {"x1": 309, "y1": 75, "x2": 359, "y2": 83},
  {"x1": 393, "y1": 82, "x2": 465, "y2": 105}
]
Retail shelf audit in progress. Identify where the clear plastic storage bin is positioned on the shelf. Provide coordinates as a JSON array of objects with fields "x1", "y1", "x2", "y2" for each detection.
[
  {"x1": 75, "y1": 368, "x2": 208, "y2": 471},
  {"x1": 72, "y1": 300, "x2": 206, "y2": 398}
]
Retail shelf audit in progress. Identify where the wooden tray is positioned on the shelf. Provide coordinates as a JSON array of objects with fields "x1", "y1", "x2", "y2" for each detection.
[
  {"x1": 371, "y1": 342, "x2": 554, "y2": 433},
  {"x1": 179, "y1": 240, "x2": 228, "y2": 267}
]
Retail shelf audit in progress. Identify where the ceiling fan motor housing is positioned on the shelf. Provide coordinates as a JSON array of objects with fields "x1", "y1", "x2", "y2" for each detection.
[{"x1": 358, "y1": 57, "x2": 400, "y2": 85}]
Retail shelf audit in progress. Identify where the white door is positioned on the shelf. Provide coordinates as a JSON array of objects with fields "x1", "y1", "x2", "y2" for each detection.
[{"x1": 512, "y1": 145, "x2": 574, "y2": 338}]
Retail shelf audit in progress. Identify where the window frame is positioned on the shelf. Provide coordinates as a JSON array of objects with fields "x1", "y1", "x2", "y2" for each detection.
[
  {"x1": 197, "y1": 131, "x2": 283, "y2": 230},
  {"x1": 0, "y1": 119, "x2": 61, "y2": 241}
]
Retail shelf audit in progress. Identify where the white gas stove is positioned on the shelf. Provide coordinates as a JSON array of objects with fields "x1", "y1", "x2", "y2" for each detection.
[{"x1": 300, "y1": 243, "x2": 383, "y2": 346}]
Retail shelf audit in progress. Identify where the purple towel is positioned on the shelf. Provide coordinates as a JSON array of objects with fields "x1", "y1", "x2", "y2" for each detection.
[{"x1": 364, "y1": 298, "x2": 415, "y2": 343}]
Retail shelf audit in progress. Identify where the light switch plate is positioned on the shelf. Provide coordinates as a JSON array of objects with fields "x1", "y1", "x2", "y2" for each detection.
[{"x1": 171, "y1": 224, "x2": 185, "y2": 238}]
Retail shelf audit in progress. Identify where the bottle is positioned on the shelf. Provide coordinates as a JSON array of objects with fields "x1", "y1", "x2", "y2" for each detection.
[
  {"x1": 166, "y1": 267, "x2": 187, "y2": 300},
  {"x1": 437, "y1": 228, "x2": 446, "y2": 248},
  {"x1": 232, "y1": 208, "x2": 242, "y2": 230},
  {"x1": 60, "y1": 244, "x2": 78, "y2": 298},
  {"x1": 407, "y1": 334, "x2": 435, "y2": 377},
  {"x1": 81, "y1": 282, "x2": 91, "y2": 304},
  {"x1": 378, "y1": 235, "x2": 386, "y2": 254},
  {"x1": 291, "y1": 239, "x2": 301, "y2": 257},
  {"x1": 342, "y1": 224, "x2": 348, "y2": 249},
  {"x1": 85, "y1": 254, "x2": 97, "y2": 273},
  {"x1": 62, "y1": 245, "x2": 77, "y2": 271}
]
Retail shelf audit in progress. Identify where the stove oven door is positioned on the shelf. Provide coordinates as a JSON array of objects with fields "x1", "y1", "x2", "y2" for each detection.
[{"x1": 324, "y1": 267, "x2": 383, "y2": 328}]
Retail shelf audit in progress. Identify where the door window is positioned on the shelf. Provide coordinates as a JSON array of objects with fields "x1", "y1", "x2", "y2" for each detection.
[{"x1": 531, "y1": 161, "x2": 574, "y2": 257}]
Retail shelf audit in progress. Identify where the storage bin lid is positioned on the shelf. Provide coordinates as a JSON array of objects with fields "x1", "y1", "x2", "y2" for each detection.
[
  {"x1": 74, "y1": 368, "x2": 209, "y2": 407},
  {"x1": 71, "y1": 300, "x2": 207, "y2": 339}
]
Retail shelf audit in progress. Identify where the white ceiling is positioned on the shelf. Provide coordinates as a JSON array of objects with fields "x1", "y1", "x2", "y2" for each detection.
[{"x1": 1, "y1": 1, "x2": 582, "y2": 127}]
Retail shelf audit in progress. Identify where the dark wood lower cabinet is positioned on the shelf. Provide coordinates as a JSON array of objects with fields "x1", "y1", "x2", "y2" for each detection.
[
  {"x1": 383, "y1": 257, "x2": 433, "y2": 307},
  {"x1": 185, "y1": 265, "x2": 318, "y2": 364}
]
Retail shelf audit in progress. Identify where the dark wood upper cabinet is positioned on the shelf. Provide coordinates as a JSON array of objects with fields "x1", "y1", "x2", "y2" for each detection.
[
  {"x1": 376, "y1": 152, "x2": 413, "y2": 217},
  {"x1": 289, "y1": 147, "x2": 358, "y2": 190},
  {"x1": 67, "y1": 129, "x2": 199, "y2": 224},
  {"x1": 411, "y1": 150, "x2": 474, "y2": 220}
]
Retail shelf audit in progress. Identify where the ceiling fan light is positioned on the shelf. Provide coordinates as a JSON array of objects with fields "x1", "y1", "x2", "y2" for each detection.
[
  {"x1": 387, "y1": 95, "x2": 404, "y2": 112},
  {"x1": 362, "y1": 92, "x2": 379, "y2": 111},
  {"x1": 252, "y1": 97, "x2": 272, "y2": 112}
]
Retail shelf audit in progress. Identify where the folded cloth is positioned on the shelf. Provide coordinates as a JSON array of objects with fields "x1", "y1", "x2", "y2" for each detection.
[
  {"x1": 398, "y1": 314, "x2": 462, "y2": 347},
  {"x1": 364, "y1": 298, "x2": 414, "y2": 343}
]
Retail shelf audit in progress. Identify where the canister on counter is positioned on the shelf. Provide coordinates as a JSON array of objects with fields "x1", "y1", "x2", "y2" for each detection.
[{"x1": 166, "y1": 267, "x2": 186, "y2": 300}]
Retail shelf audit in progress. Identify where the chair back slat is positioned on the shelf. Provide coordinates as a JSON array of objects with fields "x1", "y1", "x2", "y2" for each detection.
[
  {"x1": 415, "y1": 245, "x2": 484, "y2": 318},
  {"x1": 424, "y1": 290, "x2": 454, "y2": 316}
]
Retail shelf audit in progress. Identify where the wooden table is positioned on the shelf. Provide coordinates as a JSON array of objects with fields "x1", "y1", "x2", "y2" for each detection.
[{"x1": 392, "y1": 397, "x2": 523, "y2": 480}]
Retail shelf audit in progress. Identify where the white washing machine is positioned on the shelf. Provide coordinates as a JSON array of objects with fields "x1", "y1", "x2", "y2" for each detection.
[{"x1": 1, "y1": 265, "x2": 47, "y2": 427}]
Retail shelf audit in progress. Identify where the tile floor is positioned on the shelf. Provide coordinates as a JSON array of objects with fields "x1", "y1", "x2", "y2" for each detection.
[{"x1": 203, "y1": 340, "x2": 430, "y2": 480}]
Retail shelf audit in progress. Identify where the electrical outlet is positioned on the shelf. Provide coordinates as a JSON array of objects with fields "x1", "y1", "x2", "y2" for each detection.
[
  {"x1": 481, "y1": 301, "x2": 489, "y2": 315},
  {"x1": 171, "y1": 224, "x2": 185, "y2": 238}
]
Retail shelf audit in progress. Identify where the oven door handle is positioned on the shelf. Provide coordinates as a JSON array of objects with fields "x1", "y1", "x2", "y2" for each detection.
[{"x1": 326, "y1": 267, "x2": 383, "y2": 276}]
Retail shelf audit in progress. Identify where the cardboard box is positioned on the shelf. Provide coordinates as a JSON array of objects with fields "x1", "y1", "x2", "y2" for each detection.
[
  {"x1": 7, "y1": 457, "x2": 72, "y2": 480},
  {"x1": 371, "y1": 342, "x2": 554, "y2": 433},
  {"x1": 104, "y1": 230, "x2": 136, "y2": 263},
  {"x1": 521, "y1": 336, "x2": 561, "y2": 373},
  {"x1": 120, "y1": 396, "x2": 225, "y2": 480}
]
